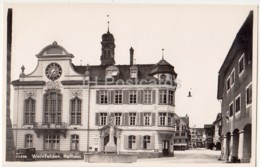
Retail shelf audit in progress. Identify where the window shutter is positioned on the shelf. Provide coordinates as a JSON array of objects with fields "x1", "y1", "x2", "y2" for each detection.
[
  {"x1": 124, "y1": 135, "x2": 128, "y2": 149},
  {"x1": 152, "y1": 90, "x2": 156, "y2": 104},
  {"x1": 152, "y1": 113, "x2": 156, "y2": 126},
  {"x1": 138, "y1": 90, "x2": 143, "y2": 104},
  {"x1": 96, "y1": 90, "x2": 100, "y2": 104},
  {"x1": 110, "y1": 90, "x2": 114, "y2": 104},
  {"x1": 123, "y1": 90, "x2": 129, "y2": 104},
  {"x1": 107, "y1": 113, "x2": 111, "y2": 125},
  {"x1": 140, "y1": 136, "x2": 143, "y2": 149},
  {"x1": 150, "y1": 135, "x2": 155, "y2": 149},
  {"x1": 125, "y1": 113, "x2": 129, "y2": 126},
  {"x1": 95, "y1": 113, "x2": 100, "y2": 126},
  {"x1": 140, "y1": 112, "x2": 144, "y2": 126},
  {"x1": 134, "y1": 135, "x2": 140, "y2": 149},
  {"x1": 136, "y1": 113, "x2": 140, "y2": 126},
  {"x1": 122, "y1": 113, "x2": 125, "y2": 125},
  {"x1": 158, "y1": 90, "x2": 161, "y2": 105}
]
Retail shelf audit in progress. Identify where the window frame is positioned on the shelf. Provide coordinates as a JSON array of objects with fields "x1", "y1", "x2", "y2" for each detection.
[
  {"x1": 143, "y1": 112, "x2": 151, "y2": 126},
  {"x1": 230, "y1": 68, "x2": 235, "y2": 87},
  {"x1": 246, "y1": 83, "x2": 252, "y2": 107},
  {"x1": 143, "y1": 135, "x2": 151, "y2": 149},
  {"x1": 159, "y1": 112, "x2": 167, "y2": 126},
  {"x1": 159, "y1": 90, "x2": 168, "y2": 104},
  {"x1": 235, "y1": 94, "x2": 241, "y2": 113},
  {"x1": 226, "y1": 77, "x2": 231, "y2": 92},
  {"x1": 100, "y1": 113, "x2": 108, "y2": 126},
  {"x1": 129, "y1": 112, "x2": 137, "y2": 126},
  {"x1": 71, "y1": 134, "x2": 79, "y2": 151},
  {"x1": 24, "y1": 97, "x2": 36, "y2": 125},
  {"x1": 100, "y1": 90, "x2": 108, "y2": 104},
  {"x1": 229, "y1": 101, "x2": 234, "y2": 117},
  {"x1": 44, "y1": 135, "x2": 60, "y2": 150},
  {"x1": 43, "y1": 91, "x2": 62, "y2": 124},
  {"x1": 25, "y1": 134, "x2": 33, "y2": 148},
  {"x1": 70, "y1": 97, "x2": 82, "y2": 125},
  {"x1": 129, "y1": 90, "x2": 137, "y2": 104},
  {"x1": 114, "y1": 90, "x2": 123, "y2": 104},
  {"x1": 128, "y1": 135, "x2": 136, "y2": 149},
  {"x1": 143, "y1": 90, "x2": 152, "y2": 104},
  {"x1": 238, "y1": 54, "x2": 245, "y2": 76},
  {"x1": 114, "y1": 113, "x2": 122, "y2": 126}
]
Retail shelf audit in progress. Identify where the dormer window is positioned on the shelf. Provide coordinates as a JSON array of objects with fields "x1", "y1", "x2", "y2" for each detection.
[
  {"x1": 160, "y1": 74, "x2": 166, "y2": 81},
  {"x1": 130, "y1": 66, "x2": 138, "y2": 79},
  {"x1": 106, "y1": 66, "x2": 119, "y2": 79}
]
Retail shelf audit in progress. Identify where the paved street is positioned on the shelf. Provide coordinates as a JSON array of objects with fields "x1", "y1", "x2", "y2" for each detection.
[{"x1": 138, "y1": 148, "x2": 222, "y2": 164}]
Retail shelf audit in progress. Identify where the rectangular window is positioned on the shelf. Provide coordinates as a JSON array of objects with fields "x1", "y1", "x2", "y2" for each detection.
[
  {"x1": 24, "y1": 98, "x2": 35, "y2": 124},
  {"x1": 181, "y1": 133, "x2": 185, "y2": 136},
  {"x1": 44, "y1": 135, "x2": 60, "y2": 150},
  {"x1": 168, "y1": 90, "x2": 174, "y2": 105},
  {"x1": 246, "y1": 84, "x2": 252, "y2": 105},
  {"x1": 175, "y1": 133, "x2": 179, "y2": 136},
  {"x1": 238, "y1": 54, "x2": 245, "y2": 74},
  {"x1": 128, "y1": 136, "x2": 136, "y2": 149},
  {"x1": 129, "y1": 90, "x2": 137, "y2": 104},
  {"x1": 25, "y1": 134, "x2": 33, "y2": 148},
  {"x1": 226, "y1": 77, "x2": 231, "y2": 91},
  {"x1": 130, "y1": 70, "x2": 138, "y2": 78},
  {"x1": 144, "y1": 113, "x2": 151, "y2": 126},
  {"x1": 143, "y1": 90, "x2": 152, "y2": 104},
  {"x1": 159, "y1": 113, "x2": 167, "y2": 126},
  {"x1": 159, "y1": 90, "x2": 167, "y2": 104},
  {"x1": 129, "y1": 113, "x2": 136, "y2": 125},
  {"x1": 168, "y1": 113, "x2": 174, "y2": 126},
  {"x1": 71, "y1": 135, "x2": 79, "y2": 151},
  {"x1": 100, "y1": 90, "x2": 108, "y2": 104},
  {"x1": 229, "y1": 102, "x2": 234, "y2": 117},
  {"x1": 115, "y1": 90, "x2": 123, "y2": 104},
  {"x1": 115, "y1": 113, "x2": 122, "y2": 125},
  {"x1": 235, "y1": 95, "x2": 241, "y2": 112},
  {"x1": 71, "y1": 98, "x2": 82, "y2": 125},
  {"x1": 100, "y1": 113, "x2": 107, "y2": 126},
  {"x1": 231, "y1": 69, "x2": 235, "y2": 86},
  {"x1": 143, "y1": 136, "x2": 151, "y2": 149}
]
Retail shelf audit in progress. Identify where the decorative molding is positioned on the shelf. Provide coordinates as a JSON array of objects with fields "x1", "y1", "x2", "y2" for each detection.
[
  {"x1": 24, "y1": 90, "x2": 36, "y2": 99},
  {"x1": 70, "y1": 89, "x2": 83, "y2": 98},
  {"x1": 45, "y1": 81, "x2": 62, "y2": 91}
]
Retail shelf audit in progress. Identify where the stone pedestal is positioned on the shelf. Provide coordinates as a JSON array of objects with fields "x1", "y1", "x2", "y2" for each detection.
[{"x1": 105, "y1": 142, "x2": 116, "y2": 153}]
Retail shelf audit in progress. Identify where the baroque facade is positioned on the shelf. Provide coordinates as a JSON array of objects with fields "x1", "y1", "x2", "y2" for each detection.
[
  {"x1": 12, "y1": 28, "x2": 179, "y2": 158},
  {"x1": 217, "y1": 11, "x2": 253, "y2": 163}
]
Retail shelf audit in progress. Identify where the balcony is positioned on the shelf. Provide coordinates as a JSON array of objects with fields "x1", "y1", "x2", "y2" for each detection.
[{"x1": 33, "y1": 122, "x2": 68, "y2": 138}]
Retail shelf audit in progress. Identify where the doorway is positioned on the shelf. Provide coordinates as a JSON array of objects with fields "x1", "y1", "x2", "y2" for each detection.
[{"x1": 162, "y1": 140, "x2": 169, "y2": 156}]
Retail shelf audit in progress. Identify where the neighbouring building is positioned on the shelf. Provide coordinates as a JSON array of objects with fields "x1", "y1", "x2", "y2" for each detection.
[
  {"x1": 217, "y1": 11, "x2": 253, "y2": 163},
  {"x1": 11, "y1": 26, "x2": 179, "y2": 158},
  {"x1": 189, "y1": 127, "x2": 204, "y2": 148},
  {"x1": 203, "y1": 124, "x2": 214, "y2": 149},
  {"x1": 212, "y1": 113, "x2": 222, "y2": 150},
  {"x1": 173, "y1": 114, "x2": 190, "y2": 150}
]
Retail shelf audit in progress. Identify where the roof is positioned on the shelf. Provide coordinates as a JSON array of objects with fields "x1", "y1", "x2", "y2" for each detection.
[
  {"x1": 213, "y1": 113, "x2": 222, "y2": 124},
  {"x1": 72, "y1": 64, "x2": 157, "y2": 81},
  {"x1": 217, "y1": 11, "x2": 253, "y2": 99},
  {"x1": 180, "y1": 116, "x2": 189, "y2": 127},
  {"x1": 150, "y1": 58, "x2": 177, "y2": 76}
]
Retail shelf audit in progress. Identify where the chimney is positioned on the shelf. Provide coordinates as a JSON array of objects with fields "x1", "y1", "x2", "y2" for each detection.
[{"x1": 130, "y1": 47, "x2": 134, "y2": 65}]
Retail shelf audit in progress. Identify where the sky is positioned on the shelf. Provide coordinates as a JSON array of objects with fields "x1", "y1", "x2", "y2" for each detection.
[{"x1": 3, "y1": 3, "x2": 257, "y2": 127}]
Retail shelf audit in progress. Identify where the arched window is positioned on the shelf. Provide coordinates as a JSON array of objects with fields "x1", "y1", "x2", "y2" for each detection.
[
  {"x1": 71, "y1": 135, "x2": 79, "y2": 151},
  {"x1": 25, "y1": 134, "x2": 33, "y2": 148},
  {"x1": 70, "y1": 98, "x2": 82, "y2": 125},
  {"x1": 44, "y1": 91, "x2": 62, "y2": 124},
  {"x1": 24, "y1": 98, "x2": 35, "y2": 124},
  {"x1": 128, "y1": 135, "x2": 136, "y2": 149},
  {"x1": 143, "y1": 135, "x2": 151, "y2": 149}
]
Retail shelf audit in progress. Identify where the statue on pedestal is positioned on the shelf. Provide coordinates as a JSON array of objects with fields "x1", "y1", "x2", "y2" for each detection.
[{"x1": 105, "y1": 115, "x2": 117, "y2": 153}]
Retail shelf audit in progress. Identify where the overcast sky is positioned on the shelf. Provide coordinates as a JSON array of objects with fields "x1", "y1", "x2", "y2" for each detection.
[{"x1": 4, "y1": 3, "x2": 256, "y2": 127}]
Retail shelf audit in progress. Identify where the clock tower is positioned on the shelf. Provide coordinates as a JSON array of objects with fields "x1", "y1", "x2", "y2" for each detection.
[{"x1": 100, "y1": 29, "x2": 116, "y2": 66}]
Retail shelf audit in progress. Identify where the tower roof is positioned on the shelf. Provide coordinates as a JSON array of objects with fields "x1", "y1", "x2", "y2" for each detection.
[{"x1": 150, "y1": 58, "x2": 177, "y2": 77}]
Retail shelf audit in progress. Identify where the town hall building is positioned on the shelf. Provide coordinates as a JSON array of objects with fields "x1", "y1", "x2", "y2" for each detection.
[{"x1": 12, "y1": 27, "x2": 178, "y2": 158}]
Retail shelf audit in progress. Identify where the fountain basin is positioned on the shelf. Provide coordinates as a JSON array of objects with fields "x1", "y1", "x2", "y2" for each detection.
[{"x1": 84, "y1": 153, "x2": 137, "y2": 163}]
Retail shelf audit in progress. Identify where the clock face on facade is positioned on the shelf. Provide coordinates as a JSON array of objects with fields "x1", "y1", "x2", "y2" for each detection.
[{"x1": 45, "y1": 63, "x2": 62, "y2": 80}]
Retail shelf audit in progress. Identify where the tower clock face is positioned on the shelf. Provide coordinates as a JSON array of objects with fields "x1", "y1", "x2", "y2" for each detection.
[{"x1": 45, "y1": 63, "x2": 62, "y2": 80}]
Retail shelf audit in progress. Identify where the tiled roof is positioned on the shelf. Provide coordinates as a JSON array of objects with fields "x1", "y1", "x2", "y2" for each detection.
[{"x1": 72, "y1": 64, "x2": 158, "y2": 81}]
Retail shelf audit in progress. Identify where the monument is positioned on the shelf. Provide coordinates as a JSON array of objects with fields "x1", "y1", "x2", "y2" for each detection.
[
  {"x1": 104, "y1": 117, "x2": 117, "y2": 153},
  {"x1": 84, "y1": 114, "x2": 137, "y2": 163}
]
